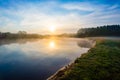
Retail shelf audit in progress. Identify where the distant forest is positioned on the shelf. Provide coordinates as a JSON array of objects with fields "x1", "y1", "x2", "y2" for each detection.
[
  {"x1": 77, "y1": 25, "x2": 120, "y2": 37},
  {"x1": 0, "y1": 25, "x2": 120, "y2": 39},
  {"x1": 0, "y1": 31, "x2": 43, "y2": 39}
]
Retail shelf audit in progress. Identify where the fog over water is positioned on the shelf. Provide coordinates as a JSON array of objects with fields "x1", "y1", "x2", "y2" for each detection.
[{"x1": 0, "y1": 38, "x2": 93, "y2": 80}]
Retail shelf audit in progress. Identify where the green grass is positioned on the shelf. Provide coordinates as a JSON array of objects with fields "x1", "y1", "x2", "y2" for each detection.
[{"x1": 59, "y1": 40, "x2": 120, "y2": 80}]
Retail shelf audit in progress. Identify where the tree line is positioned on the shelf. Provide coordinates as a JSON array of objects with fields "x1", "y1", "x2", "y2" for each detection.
[
  {"x1": 0, "y1": 31, "x2": 77, "y2": 39},
  {"x1": 1, "y1": 25, "x2": 120, "y2": 39},
  {"x1": 0, "y1": 31, "x2": 43, "y2": 39},
  {"x1": 77, "y1": 25, "x2": 120, "y2": 37}
]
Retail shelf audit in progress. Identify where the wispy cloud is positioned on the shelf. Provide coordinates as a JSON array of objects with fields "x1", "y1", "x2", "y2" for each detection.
[
  {"x1": 61, "y1": 2, "x2": 96, "y2": 11},
  {"x1": 108, "y1": 4, "x2": 119, "y2": 10},
  {"x1": 0, "y1": 0, "x2": 120, "y2": 34}
]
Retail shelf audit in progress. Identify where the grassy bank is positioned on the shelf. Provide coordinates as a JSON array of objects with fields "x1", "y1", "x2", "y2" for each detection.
[{"x1": 53, "y1": 40, "x2": 120, "y2": 80}]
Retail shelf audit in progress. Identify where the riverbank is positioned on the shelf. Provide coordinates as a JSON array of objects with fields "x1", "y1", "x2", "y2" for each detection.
[{"x1": 48, "y1": 40, "x2": 120, "y2": 80}]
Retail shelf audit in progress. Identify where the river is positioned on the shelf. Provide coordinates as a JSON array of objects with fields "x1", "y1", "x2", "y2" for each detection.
[{"x1": 0, "y1": 38, "x2": 93, "y2": 80}]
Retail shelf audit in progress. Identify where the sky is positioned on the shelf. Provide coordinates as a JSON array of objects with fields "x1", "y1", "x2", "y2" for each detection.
[{"x1": 0, "y1": 0, "x2": 120, "y2": 34}]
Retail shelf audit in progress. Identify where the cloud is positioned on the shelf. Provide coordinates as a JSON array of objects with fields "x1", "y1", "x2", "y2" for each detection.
[
  {"x1": 108, "y1": 4, "x2": 119, "y2": 10},
  {"x1": 61, "y1": 2, "x2": 96, "y2": 11},
  {"x1": 0, "y1": 1, "x2": 120, "y2": 33}
]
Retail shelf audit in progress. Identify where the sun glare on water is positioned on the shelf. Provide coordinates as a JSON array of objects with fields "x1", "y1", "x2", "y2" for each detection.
[
  {"x1": 49, "y1": 41, "x2": 55, "y2": 48},
  {"x1": 48, "y1": 40, "x2": 58, "y2": 55}
]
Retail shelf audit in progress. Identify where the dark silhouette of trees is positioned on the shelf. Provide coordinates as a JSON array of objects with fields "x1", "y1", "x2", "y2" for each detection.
[
  {"x1": 77, "y1": 25, "x2": 120, "y2": 37},
  {"x1": 18, "y1": 31, "x2": 27, "y2": 35},
  {"x1": 0, "y1": 31, "x2": 43, "y2": 39}
]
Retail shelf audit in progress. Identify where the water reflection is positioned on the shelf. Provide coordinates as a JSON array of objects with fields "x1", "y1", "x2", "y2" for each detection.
[
  {"x1": 77, "y1": 39, "x2": 95, "y2": 48},
  {"x1": 0, "y1": 39, "x2": 39, "y2": 46},
  {"x1": 0, "y1": 38, "x2": 91, "y2": 80},
  {"x1": 49, "y1": 40, "x2": 56, "y2": 49}
]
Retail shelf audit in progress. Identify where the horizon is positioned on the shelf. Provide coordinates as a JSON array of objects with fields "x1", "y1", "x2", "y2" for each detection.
[{"x1": 0, "y1": 0, "x2": 120, "y2": 34}]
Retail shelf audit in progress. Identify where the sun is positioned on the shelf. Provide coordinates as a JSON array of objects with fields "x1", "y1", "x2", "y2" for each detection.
[{"x1": 49, "y1": 26, "x2": 56, "y2": 33}]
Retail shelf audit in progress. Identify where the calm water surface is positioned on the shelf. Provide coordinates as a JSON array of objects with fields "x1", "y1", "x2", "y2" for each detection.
[{"x1": 0, "y1": 38, "x2": 91, "y2": 80}]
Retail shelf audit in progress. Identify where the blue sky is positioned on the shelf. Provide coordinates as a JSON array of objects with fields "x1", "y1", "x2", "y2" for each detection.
[{"x1": 0, "y1": 0, "x2": 120, "y2": 34}]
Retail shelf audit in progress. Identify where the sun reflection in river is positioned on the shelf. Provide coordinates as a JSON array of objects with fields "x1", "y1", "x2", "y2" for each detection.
[
  {"x1": 49, "y1": 40, "x2": 56, "y2": 49},
  {"x1": 49, "y1": 41, "x2": 55, "y2": 48}
]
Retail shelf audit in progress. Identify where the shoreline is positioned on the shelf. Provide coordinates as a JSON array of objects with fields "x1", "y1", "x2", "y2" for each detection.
[
  {"x1": 48, "y1": 40, "x2": 120, "y2": 80},
  {"x1": 47, "y1": 40, "x2": 96, "y2": 80},
  {"x1": 47, "y1": 62, "x2": 74, "y2": 80}
]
